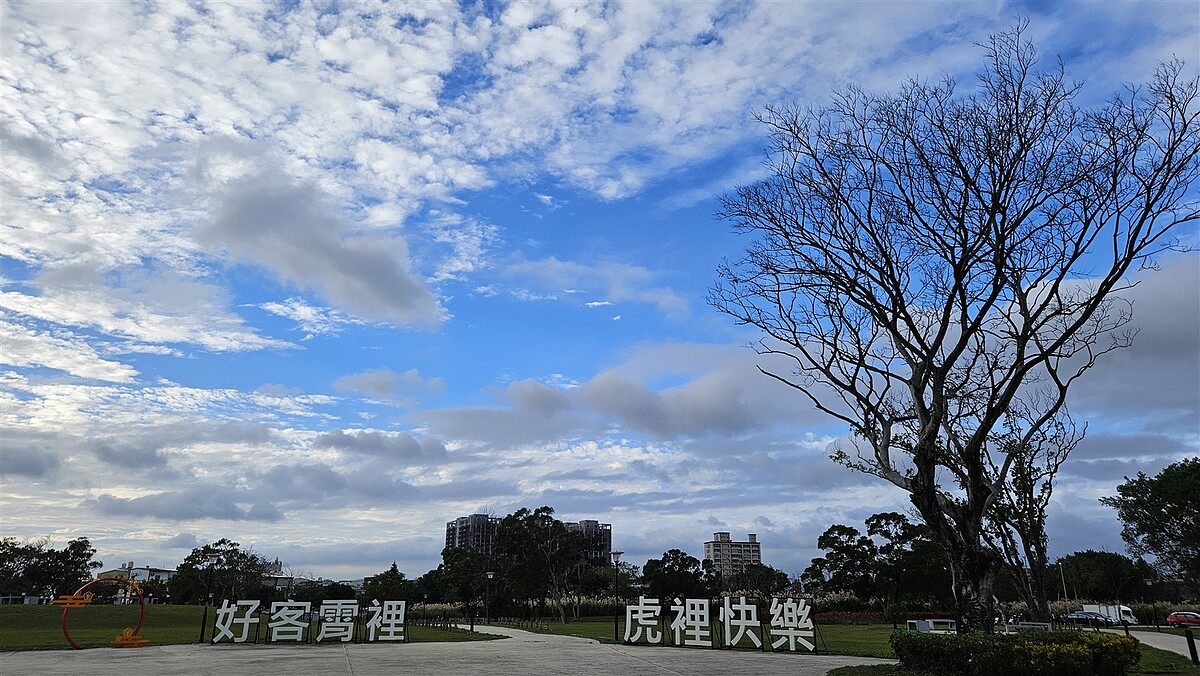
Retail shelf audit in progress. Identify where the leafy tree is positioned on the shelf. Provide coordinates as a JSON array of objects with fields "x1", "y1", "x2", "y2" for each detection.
[
  {"x1": 137, "y1": 578, "x2": 170, "y2": 603},
  {"x1": 867, "y1": 513, "x2": 954, "y2": 613},
  {"x1": 289, "y1": 579, "x2": 330, "y2": 604},
  {"x1": 1057, "y1": 550, "x2": 1153, "y2": 602},
  {"x1": 642, "y1": 549, "x2": 710, "y2": 600},
  {"x1": 711, "y1": 21, "x2": 1200, "y2": 632},
  {"x1": 0, "y1": 537, "x2": 101, "y2": 597},
  {"x1": 436, "y1": 546, "x2": 489, "y2": 611},
  {"x1": 562, "y1": 534, "x2": 611, "y2": 620},
  {"x1": 801, "y1": 525, "x2": 878, "y2": 599},
  {"x1": 168, "y1": 539, "x2": 273, "y2": 605},
  {"x1": 1100, "y1": 457, "x2": 1200, "y2": 588},
  {"x1": 362, "y1": 562, "x2": 419, "y2": 603},
  {"x1": 492, "y1": 506, "x2": 575, "y2": 621},
  {"x1": 726, "y1": 562, "x2": 789, "y2": 597},
  {"x1": 415, "y1": 568, "x2": 444, "y2": 604}
]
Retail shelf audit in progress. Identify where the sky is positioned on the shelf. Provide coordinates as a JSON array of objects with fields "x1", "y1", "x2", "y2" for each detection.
[{"x1": 2, "y1": 0, "x2": 1198, "y2": 583}]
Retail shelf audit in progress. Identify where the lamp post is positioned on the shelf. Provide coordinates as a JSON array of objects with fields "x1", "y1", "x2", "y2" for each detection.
[
  {"x1": 611, "y1": 550, "x2": 623, "y2": 642},
  {"x1": 198, "y1": 552, "x2": 219, "y2": 643},
  {"x1": 485, "y1": 571, "x2": 494, "y2": 624}
]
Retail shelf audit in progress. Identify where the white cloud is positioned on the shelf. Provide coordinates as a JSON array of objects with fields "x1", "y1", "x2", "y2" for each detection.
[
  {"x1": 0, "y1": 316, "x2": 138, "y2": 383},
  {"x1": 259, "y1": 297, "x2": 362, "y2": 337},
  {"x1": 2, "y1": 268, "x2": 289, "y2": 353}
]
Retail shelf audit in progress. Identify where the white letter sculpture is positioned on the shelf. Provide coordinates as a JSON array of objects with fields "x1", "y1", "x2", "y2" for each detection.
[
  {"x1": 213, "y1": 599, "x2": 259, "y2": 643},
  {"x1": 623, "y1": 596, "x2": 662, "y2": 644}
]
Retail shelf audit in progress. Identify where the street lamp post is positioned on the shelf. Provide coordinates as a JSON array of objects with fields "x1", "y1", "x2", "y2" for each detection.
[
  {"x1": 611, "y1": 550, "x2": 623, "y2": 642},
  {"x1": 485, "y1": 571, "x2": 495, "y2": 624},
  {"x1": 198, "y1": 552, "x2": 219, "y2": 643}
]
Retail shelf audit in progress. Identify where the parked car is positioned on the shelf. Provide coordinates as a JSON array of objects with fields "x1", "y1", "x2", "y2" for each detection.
[
  {"x1": 1167, "y1": 611, "x2": 1200, "y2": 628},
  {"x1": 1059, "y1": 611, "x2": 1115, "y2": 627}
]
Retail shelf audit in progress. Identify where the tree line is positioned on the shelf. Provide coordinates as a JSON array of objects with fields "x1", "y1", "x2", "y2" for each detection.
[{"x1": 2, "y1": 459, "x2": 1193, "y2": 615}]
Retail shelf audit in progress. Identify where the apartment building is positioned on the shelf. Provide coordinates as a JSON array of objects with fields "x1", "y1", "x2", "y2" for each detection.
[
  {"x1": 445, "y1": 513, "x2": 502, "y2": 553},
  {"x1": 703, "y1": 532, "x2": 762, "y2": 578}
]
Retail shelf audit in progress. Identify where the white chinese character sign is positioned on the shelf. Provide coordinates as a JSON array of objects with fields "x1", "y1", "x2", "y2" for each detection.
[
  {"x1": 670, "y1": 597, "x2": 712, "y2": 647},
  {"x1": 623, "y1": 597, "x2": 818, "y2": 653},
  {"x1": 623, "y1": 596, "x2": 662, "y2": 644},
  {"x1": 213, "y1": 600, "x2": 260, "y2": 643},
  {"x1": 316, "y1": 599, "x2": 358, "y2": 643},
  {"x1": 269, "y1": 601, "x2": 311, "y2": 642},
  {"x1": 366, "y1": 600, "x2": 407, "y2": 642},
  {"x1": 720, "y1": 596, "x2": 763, "y2": 649},
  {"x1": 769, "y1": 597, "x2": 815, "y2": 651},
  {"x1": 204, "y1": 598, "x2": 408, "y2": 645}
]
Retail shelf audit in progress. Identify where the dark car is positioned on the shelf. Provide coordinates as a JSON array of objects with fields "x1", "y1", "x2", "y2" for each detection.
[
  {"x1": 1167, "y1": 611, "x2": 1200, "y2": 628},
  {"x1": 1059, "y1": 611, "x2": 1114, "y2": 627}
]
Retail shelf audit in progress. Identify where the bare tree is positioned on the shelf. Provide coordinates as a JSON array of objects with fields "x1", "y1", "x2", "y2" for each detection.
[{"x1": 710, "y1": 23, "x2": 1199, "y2": 632}]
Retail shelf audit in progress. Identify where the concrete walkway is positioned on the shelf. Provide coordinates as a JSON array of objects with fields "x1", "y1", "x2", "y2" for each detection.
[
  {"x1": 0, "y1": 625, "x2": 895, "y2": 676},
  {"x1": 1110, "y1": 628, "x2": 1200, "y2": 661}
]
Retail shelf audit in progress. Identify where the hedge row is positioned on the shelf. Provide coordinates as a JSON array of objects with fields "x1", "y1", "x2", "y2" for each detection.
[{"x1": 890, "y1": 629, "x2": 1139, "y2": 676}]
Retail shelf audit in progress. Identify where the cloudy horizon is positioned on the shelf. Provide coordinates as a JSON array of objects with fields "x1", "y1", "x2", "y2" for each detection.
[{"x1": 2, "y1": 0, "x2": 1197, "y2": 582}]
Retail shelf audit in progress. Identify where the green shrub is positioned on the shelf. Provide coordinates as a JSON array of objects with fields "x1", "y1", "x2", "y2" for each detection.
[
  {"x1": 890, "y1": 629, "x2": 1139, "y2": 676},
  {"x1": 1073, "y1": 632, "x2": 1140, "y2": 676},
  {"x1": 1009, "y1": 641, "x2": 1090, "y2": 676}
]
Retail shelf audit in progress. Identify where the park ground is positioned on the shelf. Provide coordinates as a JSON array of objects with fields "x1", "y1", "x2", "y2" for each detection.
[{"x1": 1, "y1": 606, "x2": 1197, "y2": 674}]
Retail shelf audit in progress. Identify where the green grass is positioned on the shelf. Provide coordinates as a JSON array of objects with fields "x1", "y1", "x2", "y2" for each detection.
[
  {"x1": 823, "y1": 645, "x2": 1199, "y2": 675},
  {"x1": 0, "y1": 605, "x2": 500, "y2": 651},
  {"x1": 517, "y1": 618, "x2": 895, "y2": 657},
  {"x1": 1129, "y1": 646, "x2": 1200, "y2": 674}
]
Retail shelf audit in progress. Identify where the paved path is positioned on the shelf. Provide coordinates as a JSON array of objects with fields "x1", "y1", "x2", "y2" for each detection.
[
  {"x1": 0, "y1": 625, "x2": 895, "y2": 676},
  {"x1": 1110, "y1": 628, "x2": 1200, "y2": 661}
]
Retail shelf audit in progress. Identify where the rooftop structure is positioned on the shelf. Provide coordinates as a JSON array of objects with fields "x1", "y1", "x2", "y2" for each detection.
[{"x1": 703, "y1": 532, "x2": 762, "y2": 578}]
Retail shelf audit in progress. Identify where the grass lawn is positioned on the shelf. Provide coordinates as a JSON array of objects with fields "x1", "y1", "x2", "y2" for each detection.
[
  {"x1": 824, "y1": 646, "x2": 1200, "y2": 675},
  {"x1": 0, "y1": 605, "x2": 500, "y2": 651},
  {"x1": 521, "y1": 618, "x2": 895, "y2": 657}
]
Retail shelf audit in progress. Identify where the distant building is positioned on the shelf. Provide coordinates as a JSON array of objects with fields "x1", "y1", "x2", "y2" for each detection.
[
  {"x1": 94, "y1": 563, "x2": 177, "y2": 604},
  {"x1": 703, "y1": 532, "x2": 762, "y2": 578},
  {"x1": 564, "y1": 519, "x2": 613, "y2": 559},
  {"x1": 445, "y1": 513, "x2": 502, "y2": 553},
  {"x1": 446, "y1": 513, "x2": 614, "y2": 557},
  {"x1": 95, "y1": 564, "x2": 176, "y2": 584}
]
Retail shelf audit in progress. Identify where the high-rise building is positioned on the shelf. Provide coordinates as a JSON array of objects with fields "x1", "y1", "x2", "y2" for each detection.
[
  {"x1": 445, "y1": 513, "x2": 501, "y2": 553},
  {"x1": 445, "y1": 513, "x2": 613, "y2": 557},
  {"x1": 564, "y1": 519, "x2": 613, "y2": 559},
  {"x1": 703, "y1": 532, "x2": 762, "y2": 578}
]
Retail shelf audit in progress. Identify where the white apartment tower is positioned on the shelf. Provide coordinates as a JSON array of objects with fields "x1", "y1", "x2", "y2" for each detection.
[{"x1": 703, "y1": 532, "x2": 762, "y2": 578}]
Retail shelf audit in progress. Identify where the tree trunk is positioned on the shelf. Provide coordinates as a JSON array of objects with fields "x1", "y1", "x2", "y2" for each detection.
[{"x1": 949, "y1": 549, "x2": 1001, "y2": 633}]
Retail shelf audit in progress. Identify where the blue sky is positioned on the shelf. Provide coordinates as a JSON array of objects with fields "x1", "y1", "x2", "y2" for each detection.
[{"x1": 2, "y1": 0, "x2": 1197, "y2": 582}]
